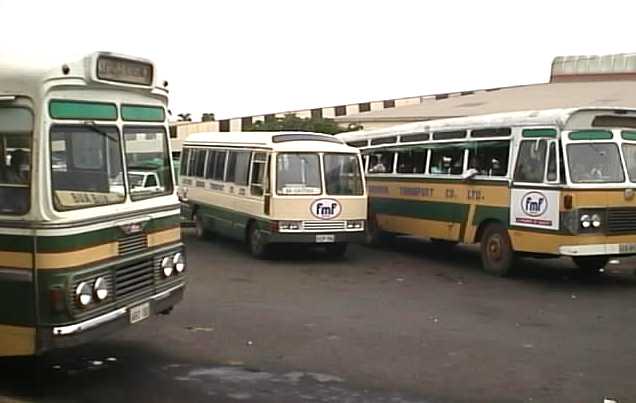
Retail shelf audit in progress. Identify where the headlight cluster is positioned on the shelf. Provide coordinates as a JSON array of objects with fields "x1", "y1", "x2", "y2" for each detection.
[
  {"x1": 580, "y1": 213, "x2": 602, "y2": 229},
  {"x1": 346, "y1": 220, "x2": 365, "y2": 230},
  {"x1": 161, "y1": 252, "x2": 186, "y2": 278},
  {"x1": 279, "y1": 221, "x2": 301, "y2": 231},
  {"x1": 75, "y1": 276, "x2": 109, "y2": 308}
]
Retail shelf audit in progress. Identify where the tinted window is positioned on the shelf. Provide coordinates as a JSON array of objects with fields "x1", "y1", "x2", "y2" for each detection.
[
  {"x1": 514, "y1": 140, "x2": 547, "y2": 182},
  {"x1": 467, "y1": 141, "x2": 510, "y2": 177},
  {"x1": 397, "y1": 149, "x2": 427, "y2": 174},
  {"x1": 430, "y1": 146, "x2": 464, "y2": 175}
]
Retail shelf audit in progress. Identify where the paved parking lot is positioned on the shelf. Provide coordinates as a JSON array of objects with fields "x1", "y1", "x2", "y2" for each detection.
[{"x1": 2, "y1": 229, "x2": 636, "y2": 403}]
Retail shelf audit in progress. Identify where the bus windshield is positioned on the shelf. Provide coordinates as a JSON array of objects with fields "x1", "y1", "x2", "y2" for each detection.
[
  {"x1": 324, "y1": 153, "x2": 364, "y2": 195},
  {"x1": 0, "y1": 107, "x2": 32, "y2": 215},
  {"x1": 51, "y1": 125, "x2": 125, "y2": 210},
  {"x1": 277, "y1": 153, "x2": 321, "y2": 195},
  {"x1": 567, "y1": 143, "x2": 624, "y2": 183},
  {"x1": 123, "y1": 127, "x2": 173, "y2": 200}
]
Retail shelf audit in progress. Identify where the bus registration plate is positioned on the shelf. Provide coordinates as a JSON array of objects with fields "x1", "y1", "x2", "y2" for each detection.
[
  {"x1": 619, "y1": 243, "x2": 636, "y2": 254},
  {"x1": 129, "y1": 302, "x2": 150, "y2": 324},
  {"x1": 316, "y1": 234, "x2": 335, "y2": 243}
]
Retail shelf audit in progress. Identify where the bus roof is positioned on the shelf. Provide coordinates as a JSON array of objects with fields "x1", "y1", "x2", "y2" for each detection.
[
  {"x1": 337, "y1": 107, "x2": 636, "y2": 145},
  {"x1": 183, "y1": 131, "x2": 359, "y2": 153}
]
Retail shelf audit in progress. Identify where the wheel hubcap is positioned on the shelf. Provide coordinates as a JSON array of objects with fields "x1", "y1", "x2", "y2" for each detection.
[{"x1": 487, "y1": 235, "x2": 503, "y2": 262}]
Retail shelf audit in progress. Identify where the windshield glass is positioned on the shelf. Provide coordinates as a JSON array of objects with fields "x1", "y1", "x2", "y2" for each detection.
[
  {"x1": 324, "y1": 153, "x2": 364, "y2": 195},
  {"x1": 124, "y1": 127, "x2": 173, "y2": 200},
  {"x1": 51, "y1": 125, "x2": 125, "y2": 210},
  {"x1": 0, "y1": 107, "x2": 32, "y2": 215},
  {"x1": 567, "y1": 143, "x2": 624, "y2": 183},
  {"x1": 276, "y1": 153, "x2": 321, "y2": 195}
]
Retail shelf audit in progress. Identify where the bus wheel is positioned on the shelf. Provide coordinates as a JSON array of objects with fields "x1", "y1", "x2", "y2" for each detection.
[
  {"x1": 480, "y1": 224, "x2": 515, "y2": 276},
  {"x1": 248, "y1": 223, "x2": 269, "y2": 258},
  {"x1": 572, "y1": 256, "x2": 608, "y2": 273},
  {"x1": 194, "y1": 214, "x2": 211, "y2": 239},
  {"x1": 366, "y1": 217, "x2": 395, "y2": 246},
  {"x1": 325, "y1": 243, "x2": 348, "y2": 258}
]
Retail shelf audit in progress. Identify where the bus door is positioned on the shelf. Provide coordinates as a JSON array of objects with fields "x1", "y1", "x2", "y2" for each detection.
[{"x1": 510, "y1": 137, "x2": 561, "y2": 232}]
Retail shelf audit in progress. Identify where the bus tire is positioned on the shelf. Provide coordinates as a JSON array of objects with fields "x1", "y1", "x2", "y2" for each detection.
[
  {"x1": 366, "y1": 216, "x2": 395, "y2": 246},
  {"x1": 480, "y1": 223, "x2": 515, "y2": 276},
  {"x1": 325, "y1": 243, "x2": 348, "y2": 258},
  {"x1": 194, "y1": 213, "x2": 212, "y2": 239},
  {"x1": 572, "y1": 256, "x2": 608, "y2": 273},
  {"x1": 247, "y1": 222, "x2": 269, "y2": 259}
]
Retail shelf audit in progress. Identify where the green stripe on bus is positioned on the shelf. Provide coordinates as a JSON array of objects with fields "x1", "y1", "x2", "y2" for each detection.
[
  {"x1": 522, "y1": 129, "x2": 557, "y2": 138},
  {"x1": 49, "y1": 100, "x2": 117, "y2": 120},
  {"x1": 121, "y1": 105, "x2": 165, "y2": 122},
  {"x1": 569, "y1": 130, "x2": 613, "y2": 140},
  {"x1": 0, "y1": 215, "x2": 180, "y2": 253},
  {"x1": 472, "y1": 205, "x2": 509, "y2": 226},
  {"x1": 370, "y1": 197, "x2": 469, "y2": 223},
  {"x1": 622, "y1": 131, "x2": 636, "y2": 141}
]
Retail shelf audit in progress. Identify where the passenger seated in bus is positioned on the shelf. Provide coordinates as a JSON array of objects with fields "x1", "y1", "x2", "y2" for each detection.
[
  {"x1": 369, "y1": 158, "x2": 387, "y2": 173},
  {"x1": 5, "y1": 150, "x2": 27, "y2": 184}
]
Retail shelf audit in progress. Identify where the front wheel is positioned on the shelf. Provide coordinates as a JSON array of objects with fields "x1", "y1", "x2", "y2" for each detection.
[
  {"x1": 194, "y1": 213, "x2": 212, "y2": 239},
  {"x1": 247, "y1": 223, "x2": 269, "y2": 259},
  {"x1": 572, "y1": 256, "x2": 609, "y2": 273},
  {"x1": 480, "y1": 223, "x2": 515, "y2": 276}
]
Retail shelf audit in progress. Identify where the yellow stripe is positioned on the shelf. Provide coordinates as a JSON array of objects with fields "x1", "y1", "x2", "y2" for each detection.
[
  {"x1": 0, "y1": 325, "x2": 35, "y2": 356},
  {"x1": 147, "y1": 227, "x2": 181, "y2": 247},
  {"x1": 36, "y1": 242, "x2": 118, "y2": 270},
  {"x1": 509, "y1": 230, "x2": 636, "y2": 254},
  {"x1": 0, "y1": 251, "x2": 32, "y2": 269},
  {"x1": 377, "y1": 214, "x2": 461, "y2": 241},
  {"x1": 463, "y1": 204, "x2": 478, "y2": 243},
  {"x1": 564, "y1": 189, "x2": 636, "y2": 210}
]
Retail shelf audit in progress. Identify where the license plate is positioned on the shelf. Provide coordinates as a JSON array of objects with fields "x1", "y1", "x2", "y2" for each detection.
[
  {"x1": 316, "y1": 234, "x2": 335, "y2": 243},
  {"x1": 619, "y1": 243, "x2": 636, "y2": 254},
  {"x1": 129, "y1": 302, "x2": 150, "y2": 324}
]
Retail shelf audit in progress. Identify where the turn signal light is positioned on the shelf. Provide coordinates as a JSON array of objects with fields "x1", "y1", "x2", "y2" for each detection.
[{"x1": 564, "y1": 194, "x2": 573, "y2": 210}]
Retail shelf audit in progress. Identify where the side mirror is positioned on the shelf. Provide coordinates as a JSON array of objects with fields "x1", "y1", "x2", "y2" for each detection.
[{"x1": 462, "y1": 168, "x2": 478, "y2": 181}]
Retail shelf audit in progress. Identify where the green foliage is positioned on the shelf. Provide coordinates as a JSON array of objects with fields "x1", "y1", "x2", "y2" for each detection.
[{"x1": 245, "y1": 114, "x2": 362, "y2": 134}]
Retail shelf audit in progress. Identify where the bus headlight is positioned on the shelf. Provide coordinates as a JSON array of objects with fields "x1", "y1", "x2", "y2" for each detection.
[
  {"x1": 173, "y1": 252, "x2": 185, "y2": 274},
  {"x1": 161, "y1": 256, "x2": 174, "y2": 277},
  {"x1": 580, "y1": 214, "x2": 591, "y2": 229},
  {"x1": 75, "y1": 282, "x2": 93, "y2": 307},
  {"x1": 93, "y1": 277, "x2": 109, "y2": 301},
  {"x1": 346, "y1": 220, "x2": 364, "y2": 230},
  {"x1": 279, "y1": 221, "x2": 301, "y2": 231},
  {"x1": 591, "y1": 214, "x2": 602, "y2": 228}
]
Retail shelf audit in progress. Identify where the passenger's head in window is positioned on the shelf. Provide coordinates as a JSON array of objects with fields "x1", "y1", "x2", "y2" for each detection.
[{"x1": 6, "y1": 149, "x2": 27, "y2": 184}]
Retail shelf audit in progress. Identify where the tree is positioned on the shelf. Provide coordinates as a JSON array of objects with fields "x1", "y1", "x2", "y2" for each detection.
[
  {"x1": 245, "y1": 114, "x2": 362, "y2": 134},
  {"x1": 177, "y1": 113, "x2": 192, "y2": 122},
  {"x1": 202, "y1": 113, "x2": 216, "y2": 122}
]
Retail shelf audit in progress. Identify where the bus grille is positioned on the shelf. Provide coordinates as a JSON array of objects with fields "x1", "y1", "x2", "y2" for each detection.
[
  {"x1": 118, "y1": 233, "x2": 148, "y2": 256},
  {"x1": 607, "y1": 208, "x2": 636, "y2": 234},
  {"x1": 115, "y1": 259, "x2": 154, "y2": 299},
  {"x1": 302, "y1": 220, "x2": 346, "y2": 232}
]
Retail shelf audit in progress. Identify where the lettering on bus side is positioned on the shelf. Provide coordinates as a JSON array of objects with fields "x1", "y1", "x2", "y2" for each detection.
[
  {"x1": 368, "y1": 185, "x2": 389, "y2": 195},
  {"x1": 310, "y1": 198, "x2": 342, "y2": 220},
  {"x1": 445, "y1": 189, "x2": 456, "y2": 199},
  {"x1": 467, "y1": 190, "x2": 484, "y2": 201},
  {"x1": 400, "y1": 187, "x2": 434, "y2": 197}
]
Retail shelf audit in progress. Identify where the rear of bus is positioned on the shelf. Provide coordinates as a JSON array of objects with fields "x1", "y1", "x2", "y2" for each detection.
[
  {"x1": 265, "y1": 134, "x2": 367, "y2": 256},
  {"x1": 0, "y1": 53, "x2": 186, "y2": 356},
  {"x1": 512, "y1": 108, "x2": 636, "y2": 271}
]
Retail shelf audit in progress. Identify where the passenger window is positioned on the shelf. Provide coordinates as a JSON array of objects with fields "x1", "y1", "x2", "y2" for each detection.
[
  {"x1": 397, "y1": 149, "x2": 427, "y2": 174},
  {"x1": 546, "y1": 142, "x2": 558, "y2": 182},
  {"x1": 367, "y1": 151, "x2": 395, "y2": 174},
  {"x1": 205, "y1": 151, "x2": 216, "y2": 179},
  {"x1": 429, "y1": 146, "x2": 464, "y2": 175},
  {"x1": 226, "y1": 152, "x2": 237, "y2": 182},
  {"x1": 234, "y1": 152, "x2": 251, "y2": 186},
  {"x1": 467, "y1": 141, "x2": 510, "y2": 177},
  {"x1": 191, "y1": 149, "x2": 206, "y2": 178},
  {"x1": 250, "y1": 152, "x2": 267, "y2": 196},
  {"x1": 214, "y1": 151, "x2": 226, "y2": 181},
  {"x1": 180, "y1": 148, "x2": 190, "y2": 176},
  {"x1": 514, "y1": 140, "x2": 547, "y2": 182}
]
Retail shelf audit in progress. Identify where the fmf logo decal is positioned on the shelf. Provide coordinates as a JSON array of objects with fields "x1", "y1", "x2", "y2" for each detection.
[
  {"x1": 310, "y1": 198, "x2": 342, "y2": 220},
  {"x1": 521, "y1": 191, "x2": 548, "y2": 217}
]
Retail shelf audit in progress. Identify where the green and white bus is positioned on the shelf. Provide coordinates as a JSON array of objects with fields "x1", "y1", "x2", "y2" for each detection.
[{"x1": 0, "y1": 52, "x2": 186, "y2": 356}]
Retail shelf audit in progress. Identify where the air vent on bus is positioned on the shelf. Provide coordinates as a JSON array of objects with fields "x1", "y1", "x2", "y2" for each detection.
[
  {"x1": 607, "y1": 208, "x2": 636, "y2": 234},
  {"x1": 115, "y1": 259, "x2": 154, "y2": 300},
  {"x1": 118, "y1": 232, "x2": 148, "y2": 256},
  {"x1": 302, "y1": 220, "x2": 346, "y2": 232}
]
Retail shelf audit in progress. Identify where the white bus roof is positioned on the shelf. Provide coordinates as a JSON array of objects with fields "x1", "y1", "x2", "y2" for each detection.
[
  {"x1": 183, "y1": 131, "x2": 360, "y2": 153},
  {"x1": 337, "y1": 107, "x2": 636, "y2": 144}
]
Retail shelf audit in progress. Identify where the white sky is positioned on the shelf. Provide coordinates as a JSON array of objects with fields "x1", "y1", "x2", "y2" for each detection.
[{"x1": 1, "y1": 0, "x2": 635, "y2": 121}]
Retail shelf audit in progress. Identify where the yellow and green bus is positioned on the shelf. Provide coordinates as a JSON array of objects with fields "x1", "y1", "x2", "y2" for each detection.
[
  {"x1": 0, "y1": 52, "x2": 186, "y2": 356},
  {"x1": 339, "y1": 107, "x2": 636, "y2": 275}
]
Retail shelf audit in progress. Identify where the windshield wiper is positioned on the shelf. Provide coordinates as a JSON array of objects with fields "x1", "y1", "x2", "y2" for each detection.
[{"x1": 82, "y1": 121, "x2": 118, "y2": 141}]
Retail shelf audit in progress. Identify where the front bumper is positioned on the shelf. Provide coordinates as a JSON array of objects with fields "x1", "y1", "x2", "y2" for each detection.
[
  {"x1": 38, "y1": 282, "x2": 185, "y2": 352},
  {"x1": 559, "y1": 243, "x2": 636, "y2": 256},
  {"x1": 265, "y1": 230, "x2": 366, "y2": 244}
]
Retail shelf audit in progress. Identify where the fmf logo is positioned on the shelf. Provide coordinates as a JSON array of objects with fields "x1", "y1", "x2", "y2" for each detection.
[
  {"x1": 521, "y1": 191, "x2": 548, "y2": 217},
  {"x1": 310, "y1": 198, "x2": 342, "y2": 220}
]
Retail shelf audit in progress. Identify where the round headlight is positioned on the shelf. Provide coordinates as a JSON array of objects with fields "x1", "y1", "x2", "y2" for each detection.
[
  {"x1": 591, "y1": 214, "x2": 602, "y2": 228},
  {"x1": 75, "y1": 282, "x2": 92, "y2": 307},
  {"x1": 173, "y1": 252, "x2": 185, "y2": 273},
  {"x1": 93, "y1": 277, "x2": 109, "y2": 301},
  {"x1": 161, "y1": 256, "x2": 173, "y2": 277},
  {"x1": 580, "y1": 214, "x2": 591, "y2": 228}
]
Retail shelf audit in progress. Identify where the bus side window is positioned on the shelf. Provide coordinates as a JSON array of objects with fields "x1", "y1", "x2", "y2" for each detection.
[
  {"x1": 514, "y1": 140, "x2": 547, "y2": 183},
  {"x1": 467, "y1": 141, "x2": 510, "y2": 177},
  {"x1": 430, "y1": 145, "x2": 464, "y2": 175},
  {"x1": 250, "y1": 152, "x2": 267, "y2": 196},
  {"x1": 397, "y1": 149, "x2": 427, "y2": 174},
  {"x1": 192, "y1": 149, "x2": 206, "y2": 178},
  {"x1": 205, "y1": 150, "x2": 217, "y2": 179},
  {"x1": 226, "y1": 152, "x2": 237, "y2": 183},
  {"x1": 213, "y1": 151, "x2": 227, "y2": 181},
  {"x1": 546, "y1": 141, "x2": 558, "y2": 182},
  {"x1": 368, "y1": 151, "x2": 395, "y2": 174},
  {"x1": 234, "y1": 152, "x2": 250, "y2": 186},
  {"x1": 180, "y1": 148, "x2": 190, "y2": 176}
]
